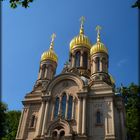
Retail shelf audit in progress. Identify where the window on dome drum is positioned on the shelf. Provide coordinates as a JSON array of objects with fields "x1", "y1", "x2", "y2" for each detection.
[
  {"x1": 68, "y1": 96, "x2": 73, "y2": 120},
  {"x1": 96, "y1": 111, "x2": 102, "y2": 124},
  {"x1": 83, "y1": 52, "x2": 88, "y2": 68},
  {"x1": 96, "y1": 57, "x2": 100, "y2": 71},
  {"x1": 62, "y1": 93, "x2": 66, "y2": 118},
  {"x1": 41, "y1": 65, "x2": 46, "y2": 79},
  {"x1": 30, "y1": 115, "x2": 36, "y2": 127},
  {"x1": 54, "y1": 97, "x2": 59, "y2": 119},
  {"x1": 75, "y1": 51, "x2": 80, "y2": 67}
]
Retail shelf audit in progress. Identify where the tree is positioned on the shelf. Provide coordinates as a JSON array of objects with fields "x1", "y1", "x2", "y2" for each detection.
[
  {"x1": 2, "y1": 110, "x2": 21, "y2": 140},
  {"x1": 0, "y1": 102, "x2": 8, "y2": 139},
  {"x1": 132, "y1": 0, "x2": 140, "y2": 9},
  {"x1": 1, "y1": 0, "x2": 34, "y2": 8},
  {"x1": 117, "y1": 83, "x2": 140, "y2": 140}
]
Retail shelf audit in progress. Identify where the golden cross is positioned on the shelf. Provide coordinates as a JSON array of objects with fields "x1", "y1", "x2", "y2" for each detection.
[
  {"x1": 80, "y1": 16, "x2": 85, "y2": 27},
  {"x1": 51, "y1": 33, "x2": 56, "y2": 43},
  {"x1": 96, "y1": 25, "x2": 102, "y2": 34}
]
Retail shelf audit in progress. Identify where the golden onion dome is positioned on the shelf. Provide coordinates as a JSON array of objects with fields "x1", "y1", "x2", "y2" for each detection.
[
  {"x1": 90, "y1": 25, "x2": 108, "y2": 55},
  {"x1": 41, "y1": 33, "x2": 58, "y2": 63},
  {"x1": 70, "y1": 16, "x2": 92, "y2": 52}
]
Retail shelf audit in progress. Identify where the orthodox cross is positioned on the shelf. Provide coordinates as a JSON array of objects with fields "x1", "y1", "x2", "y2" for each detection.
[
  {"x1": 96, "y1": 25, "x2": 101, "y2": 42},
  {"x1": 96, "y1": 25, "x2": 102, "y2": 34},
  {"x1": 80, "y1": 16, "x2": 85, "y2": 27},
  {"x1": 50, "y1": 33, "x2": 56, "y2": 49}
]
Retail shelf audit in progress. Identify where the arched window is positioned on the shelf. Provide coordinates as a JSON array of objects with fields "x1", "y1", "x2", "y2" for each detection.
[
  {"x1": 54, "y1": 97, "x2": 59, "y2": 119},
  {"x1": 67, "y1": 96, "x2": 73, "y2": 120},
  {"x1": 62, "y1": 94, "x2": 66, "y2": 118},
  {"x1": 96, "y1": 57, "x2": 100, "y2": 71},
  {"x1": 30, "y1": 115, "x2": 36, "y2": 127},
  {"x1": 68, "y1": 96, "x2": 73, "y2": 120},
  {"x1": 75, "y1": 51, "x2": 80, "y2": 67},
  {"x1": 60, "y1": 130, "x2": 65, "y2": 140},
  {"x1": 41, "y1": 64, "x2": 46, "y2": 79},
  {"x1": 96, "y1": 111, "x2": 102, "y2": 124},
  {"x1": 52, "y1": 131, "x2": 57, "y2": 138},
  {"x1": 83, "y1": 52, "x2": 88, "y2": 68}
]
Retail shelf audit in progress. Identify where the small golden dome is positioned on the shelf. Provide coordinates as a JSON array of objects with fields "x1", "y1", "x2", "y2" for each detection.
[
  {"x1": 41, "y1": 33, "x2": 58, "y2": 63},
  {"x1": 90, "y1": 25, "x2": 108, "y2": 55},
  {"x1": 41, "y1": 49, "x2": 58, "y2": 63},
  {"x1": 70, "y1": 16, "x2": 92, "y2": 52}
]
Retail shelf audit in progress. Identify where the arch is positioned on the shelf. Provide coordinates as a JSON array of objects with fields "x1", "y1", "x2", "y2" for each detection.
[
  {"x1": 46, "y1": 73, "x2": 85, "y2": 95},
  {"x1": 75, "y1": 51, "x2": 80, "y2": 67},
  {"x1": 83, "y1": 52, "x2": 88, "y2": 68},
  {"x1": 46, "y1": 119, "x2": 72, "y2": 137}
]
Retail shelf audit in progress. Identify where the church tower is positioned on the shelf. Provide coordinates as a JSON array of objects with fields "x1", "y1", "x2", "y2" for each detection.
[
  {"x1": 69, "y1": 16, "x2": 92, "y2": 78},
  {"x1": 90, "y1": 26, "x2": 113, "y2": 86},
  {"x1": 16, "y1": 17, "x2": 126, "y2": 140}
]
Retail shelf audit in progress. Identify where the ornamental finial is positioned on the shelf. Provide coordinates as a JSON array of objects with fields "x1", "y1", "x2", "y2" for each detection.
[
  {"x1": 50, "y1": 33, "x2": 56, "y2": 49},
  {"x1": 79, "y1": 16, "x2": 85, "y2": 34},
  {"x1": 95, "y1": 25, "x2": 102, "y2": 42}
]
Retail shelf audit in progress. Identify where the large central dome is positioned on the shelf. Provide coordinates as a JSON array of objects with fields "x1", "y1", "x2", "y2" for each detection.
[{"x1": 69, "y1": 17, "x2": 92, "y2": 52}]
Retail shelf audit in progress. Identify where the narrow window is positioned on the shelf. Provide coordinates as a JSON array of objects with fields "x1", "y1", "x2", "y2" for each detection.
[
  {"x1": 52, "y1": 131, "x2": 57, "y2": 138},
  {"x1": 96, "y1": 111, "x2": 101, "y2": 124},
  {"x1": 83, "y1": 52, "x2": 88, "y2": 68},
  {"x1": 62, "y1": 94, "x2": 66, "y2": 118},
  {"x1": 41, "y1": 65, "x2": 46, "y2": 79},
  {"x1": 30, "y1": 115, "x2": 36, "y2": 127},
  {"x1": 54, "y1": 97, "x2": 59, "y2": 119},
  {"x1": 75, "y1": 51, "x2": 80, "y2": 67},
  {"x1": 96, "y1": 57, "x2": 100, "y2": 71},
  {"x1": 60, "y1": 130, "x2": 65, "y2": 137},
  {"x1": 68, "y1": 96, "x2": 73, "y2": 120}
]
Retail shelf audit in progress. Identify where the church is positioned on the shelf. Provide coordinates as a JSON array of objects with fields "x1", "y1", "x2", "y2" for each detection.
[{"x1": 16, "y1": 17, "x2": 126, "y2": 140}]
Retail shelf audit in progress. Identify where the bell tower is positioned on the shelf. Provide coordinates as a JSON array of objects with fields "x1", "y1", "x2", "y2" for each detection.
[{"x1": 69, "y1": 16, "x2": 92, "y2": 78}]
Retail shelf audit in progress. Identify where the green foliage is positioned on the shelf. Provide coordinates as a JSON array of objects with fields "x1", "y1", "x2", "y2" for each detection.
[
  {"x1": 0, "y1": 102, "x2": 8, "y2": 139},
  {"x1": 132, "y1": 0, "x2": 140, "y2": 9},
  {"x1": 1, "y1": 0, "x2": 34, "y2": 8},
  {"x1": 118, "y1": 83, "x2": 140, "y2": 140},
  {"x1": 2, "y1": 110, "x2": 21, "y2": 140},
  {"x1": 0, "y1": 102, "x2": 21, "y2": 140}
]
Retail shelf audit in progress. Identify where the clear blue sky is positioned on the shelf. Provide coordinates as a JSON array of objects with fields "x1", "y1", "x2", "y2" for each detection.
[{"x1": 2, "y1": 0, "x2": 138, "y2": 110}]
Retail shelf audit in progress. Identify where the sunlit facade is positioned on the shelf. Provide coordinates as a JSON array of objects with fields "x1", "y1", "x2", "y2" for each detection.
[{"x1": 16, "y1": 17, "x2": 126, "y2": 140}]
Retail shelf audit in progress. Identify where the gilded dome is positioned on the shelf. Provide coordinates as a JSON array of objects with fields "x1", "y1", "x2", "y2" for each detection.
[
  {"x1": 69, "y1": 16, "x2": 92, "y2": 52},
  {"x1": 90, "y1": 25, "x2": 108, "y2": 55},
  {"x1": 41, "y1": 33, "x2": 58, "y2": 63},
  {"x1": 41, "y1": 48, "x2": 58, "y2": 63},
  {"x1": 90, "y1": 42, "x2": 108, "y2": 55}
]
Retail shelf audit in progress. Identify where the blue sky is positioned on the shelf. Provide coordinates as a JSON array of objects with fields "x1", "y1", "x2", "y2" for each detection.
[{"x1": 2, "y1": 0, "x2": 138, "y2": 110}]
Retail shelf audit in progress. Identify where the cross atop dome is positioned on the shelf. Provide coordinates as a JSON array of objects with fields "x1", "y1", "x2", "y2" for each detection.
[
  {"x1": 95, "y1": 25, "x2": 102, "y2": 42},
  {"x1": 79, "y1": 16, "x2": 85, "y2": 34},
  {"x1": 50, "y1": 33, "x2": 56, "y2": 49}
]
